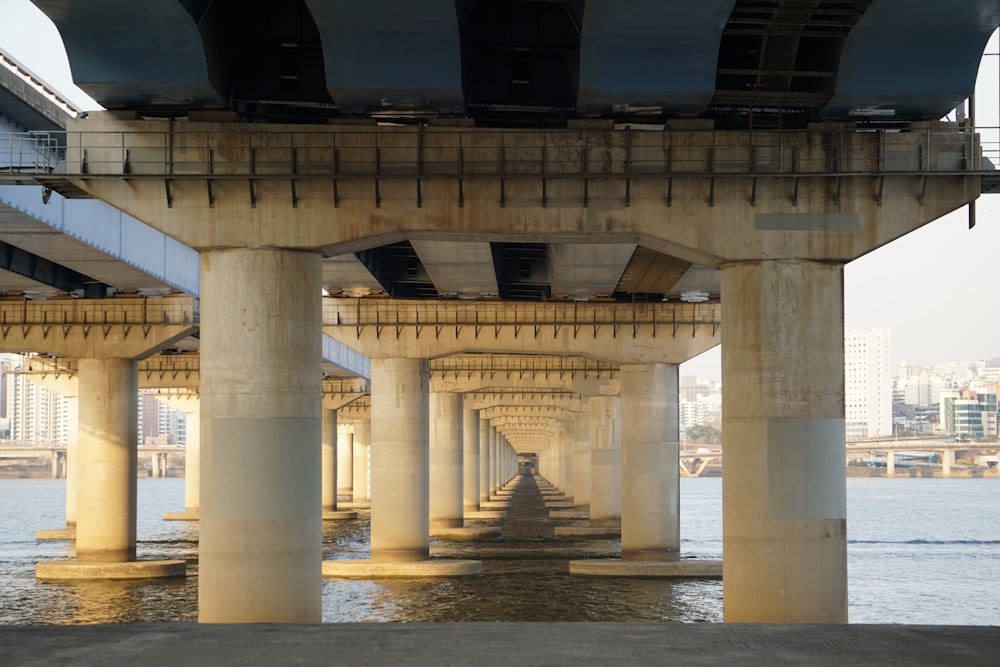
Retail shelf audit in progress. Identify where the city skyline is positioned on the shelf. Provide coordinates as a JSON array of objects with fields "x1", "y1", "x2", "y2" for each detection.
[{"x1": 2, "y1": 2, "x2": 999, "y2": 383}]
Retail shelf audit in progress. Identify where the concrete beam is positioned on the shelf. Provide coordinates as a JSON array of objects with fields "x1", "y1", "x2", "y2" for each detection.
[{"x1": 324, "y1": 299, "x2": 719, "y2": 364}]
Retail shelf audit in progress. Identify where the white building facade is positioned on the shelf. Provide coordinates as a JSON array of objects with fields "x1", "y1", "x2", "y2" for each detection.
[{"x1": 845, "y1": 327, "x2": 892, "y2": 440}]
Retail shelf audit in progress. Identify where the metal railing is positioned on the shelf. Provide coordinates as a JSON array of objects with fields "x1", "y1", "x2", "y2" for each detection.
[
  {"x1": 1, "y1": 125, "x2": 997, "y2": 181},
  {"x1": 0, "y1": 296, "x2": 199, "y2": 326},
  {"x1": 324, "y1": 299, "x2": 719, "y2": 331}
]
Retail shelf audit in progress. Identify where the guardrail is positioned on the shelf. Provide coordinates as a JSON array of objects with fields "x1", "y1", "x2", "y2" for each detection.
[
  {"x1": 1, "y1": 125, "x2": 996, "y2": 182},
  {"x1": 0, "y1": 296, "x2": 198, "y2": 326}
]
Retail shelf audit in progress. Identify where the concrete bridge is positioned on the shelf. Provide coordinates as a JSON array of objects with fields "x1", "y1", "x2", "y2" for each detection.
[{"x1": 0, "y1": 0, "x2": 998, "y2": 625}]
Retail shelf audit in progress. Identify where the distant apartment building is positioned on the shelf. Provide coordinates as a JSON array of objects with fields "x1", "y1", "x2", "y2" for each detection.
[
  {"x1": 138, "y1": 391, "x2": 186, "y2": 446},
  {"x1": 845, "y1": 327, "x2": 892, "y2": 440},
  {"x1": 679, "y1": 375, "x2": 722, "y2": 437},
  {"x1": 940, "y1": 385, "x2": 999, "y2": 440},
  {"x1": 2, "y1": 355, "x2": 68, "y2": 445}
]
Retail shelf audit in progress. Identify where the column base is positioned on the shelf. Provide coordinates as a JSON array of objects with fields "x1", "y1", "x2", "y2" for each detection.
[
  {"x1": 569, "y1": 559, "x2": 722, "y2": 578},
  {"x1": 337, "y1": 501, "x2": 371, "y2": 510},
  {"x1": 36, "y1": 528, "x2": 76, "y2": 541},
  {"x1": 464, "y1": 510, "x2": 507, "y2": 520},
  {"x1": 322, "y1": 559, "x2": 482, "y2": 578},
  {"x1": 549, "y1": 510, "x2": 589, "y2": 520},
  {"x1": 480, "y1": 500, "x2": 509, "y2": 509},
  {"x1": 36, "y1": 559, "x2": 187, "y2": 580},
  {"x1": 545, "y1": 501, "x2": 575, "y2": 509},
  {"x1": 555, "y1": 526, "x2": 621, "y2": 538},
  {"x1": 430, "y1": 527, "x2": 502, "y2": 540},
  {"x1": 322, "y1": 510, "x2": 359, "y2": 521},
  {"x1": 163, "y1": 510, "x2": 199, "y2": 521}
]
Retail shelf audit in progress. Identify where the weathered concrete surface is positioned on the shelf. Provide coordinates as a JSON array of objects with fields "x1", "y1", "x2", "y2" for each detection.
[
  {"x1": 35, "y1": 560, "x2": 186, "y2": 580},
  {"x1": 568, "y1": 559, "x2": 722, "y2": 578},
  {"x1": 2, "y1": 623, "x2": 997, "y2": 667},
  {"x1": 321, "y1": 559, "x2": 482, "y2": 578}
]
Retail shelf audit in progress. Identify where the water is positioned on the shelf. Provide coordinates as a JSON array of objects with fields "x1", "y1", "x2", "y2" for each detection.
[{"x1": 0, "y1": 477, "x2": 996, "y2": 625}]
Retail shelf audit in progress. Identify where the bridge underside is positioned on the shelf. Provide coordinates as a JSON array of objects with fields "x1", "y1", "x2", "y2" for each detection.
[{"x1": 31, "y1": 0, "x2": 1000, "y2": 126}]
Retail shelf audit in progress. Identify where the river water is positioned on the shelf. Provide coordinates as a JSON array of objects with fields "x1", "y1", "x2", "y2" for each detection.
[{"x1": 0, "y1": 476, "x2": 996, "y2": 625}]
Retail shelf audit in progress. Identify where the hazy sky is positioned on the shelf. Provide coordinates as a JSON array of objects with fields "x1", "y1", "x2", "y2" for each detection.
[{"x1": 2, "y1": 1, "x2": 998, "y2": 382}]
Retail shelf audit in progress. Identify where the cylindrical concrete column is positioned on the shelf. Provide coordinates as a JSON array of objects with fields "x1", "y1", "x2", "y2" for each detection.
[
  {"x1": 370, "y1": 357, "x2": 429, "y2": 561},
  {"x1": 479, "y1": 416, "x2": 491, "y2": 504},
  {"x1": 589, "y1": 395, "x2": 621, "y2": 528},
  {"x1": 199, "y1": 248, "x2": 322, "y2": 623},
  {"x1": 182, "y1": 403, "x2": 200, "y2": 513},
  {"x1": 463, "y1": 396, "x2": 480, "y2": 512},
  {"x1": 429, "y1": 391, "x2": 463, "y2": 529},
  {"x1": 490, "y1": 425, "x2": 499, "y2": 495},
  {"x1": 573, "y1": 410, "x2": 590, "y2": 510},
  {"x1": 721, "y1": 260, "x2": 847, "y2": 623},
  {"x1": 621, "y1": 363, "x2": 680, "y2": 561},
  {"x1": 322, "y1": 410, "x2": 338, "y2": 513},
  {"x1": 352, "y1": 421, "x2": 370, "y2": 503},
  {"x1": 337, "y1": 430, "x2": 353, "y2": 497},
  {"x1": 561, "y1": 425, "x2": 574, "y2": 497},
  {"x1": 76, "y1": 357, "x2": 138, "y2": 562},
  {"x1": 65, "y1": 395, "x2": 79, "y2": 527}
]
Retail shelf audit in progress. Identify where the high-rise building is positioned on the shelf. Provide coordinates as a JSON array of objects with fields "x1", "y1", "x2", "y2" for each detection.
[
  {"x1": 845, "y1": 327, "x2": 892, "y2": 440},
  {"x1": 3, "y1": 355, "x2": 68, "y2": 445}
]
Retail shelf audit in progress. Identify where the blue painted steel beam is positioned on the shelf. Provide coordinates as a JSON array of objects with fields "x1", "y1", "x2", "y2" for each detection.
[
  {"x1": 578, "y1": 0, "x2": 736, "y2": 115},
  {"x1": 30, "y1": 0, "x2": 223, "y2": 108},
  {"x1": 0, "y1": 238, "x2": 108, "y2": 296},
  {"x1": 304, "y1": 0, "x2": 464, "y2": 112},
  {"x1": 822, "y1": 0, "x2": 1000, "y2": 120}
]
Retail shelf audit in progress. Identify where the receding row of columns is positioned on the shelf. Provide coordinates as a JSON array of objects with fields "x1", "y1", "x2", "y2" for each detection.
[{"x1": 32, "y1": 250, "x2": 849, "y2": 626}]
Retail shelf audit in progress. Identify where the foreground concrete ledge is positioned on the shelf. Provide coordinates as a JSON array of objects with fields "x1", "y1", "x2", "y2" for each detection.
[
  {"x1": 480, "y1": 501, "x2": 509, "y2": 510},
  {"x1": 430, "y1": 527, "x2": 502, "y2": 540},
  {"x1": 555, "y1": 526, "x2": 621, "y2": 538},
  {"x1": 322, "y1": 510, "x2": 359, "y2": 521},
  {"x1": 1, "y1": 623, "x2": 998, "y2": 666},
  {"x1": 322, "y1": 559, "x2": 482, "y2": 578},
  {"x1": 336, "y1": 502, "x2": 370, "y2": 510},
  {"x1": 162, "y1": 511, "x2": 199, "y2": 522},
  {"x1": 464, "y1": 510, "x2": 507, "y2": 520},
  {"x1": 545, "y1": 501, "x2": 575, "y2": 509},
  {"x1": 549, "y1": 510, "x2": 589, "y2": 520},
  {"x1": 35, "y1": 559, "x2": 187, "y2": 580},
  {"x1": 569, "y1": 559, "x2": 723, "y2": 578},
  {"x1": 36, "y1": 528, "x2": 76, "y2": 541}
]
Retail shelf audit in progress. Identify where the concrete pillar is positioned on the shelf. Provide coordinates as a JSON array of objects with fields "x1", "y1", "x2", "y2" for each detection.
[
  {"x1": 150, "y1": 452, "x2": 162, "y2": 478},
  {"x1": 337, "y1": 429, "x2": 354, "y2": 497},
  {"x1": 322, "y1": 410, "x2": 338, "y2": 513},
  {"x1": 620, "y1": 363, "x2": 680, "y2": 561},
  {"x1": 76, "y1": 357, "x2": 138, "y2": 561},
  {"x1": 65, "y1": 396, "x2": 79, "y2": 526},
  {"x1": 721, "y1": 260, "x2": 847, "y2": 623},
  {"x1": 199, "y1": 248, "x2": 322, "y2": 624},
  {"x1": 352, "y1": 421, "x2": 370, "y2": 503},
  {"x1": 370, "y1": 357, "x2": 429, "y2": 561},
  {"x1": 561, "y1": 424, "x2": 574, "y2": 498},
  {"x1": 479, "y1": 416, "x2": 491, "y2": 505},
  {"x1": 589, "y1": 395, "x2": 621, "y2": 528},
  {"x1": 463, "y1": 396, "x2": 480, "y2": 512},
  {"x1": 182, "y1": 404, "x2": 200, "y2": 513},
  {"x1": 573, "y1": 410, "x2": 590, "y2": 510},
  {"x1": 490, "y1": 425, "x2": 499, "y2": 495},
  {"x1": 429, "y1": 392, "x2": 463, "y2": 529},
  {"x1": 941, "y1": 449, "x2": 955, "y2": 477},
  {"x1": 886, "y1": 451, "x2": 896, "y2": 476}
]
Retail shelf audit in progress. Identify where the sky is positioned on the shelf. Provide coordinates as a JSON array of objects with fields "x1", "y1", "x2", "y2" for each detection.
[{"x1": 1, "y1": 1, "x2": 999, "y2": 382}]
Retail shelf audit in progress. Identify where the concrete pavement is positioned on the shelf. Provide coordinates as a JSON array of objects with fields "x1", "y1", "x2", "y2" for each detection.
[{"x1": 1, "y1": 623, "x2": 997, "y2": 666}]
